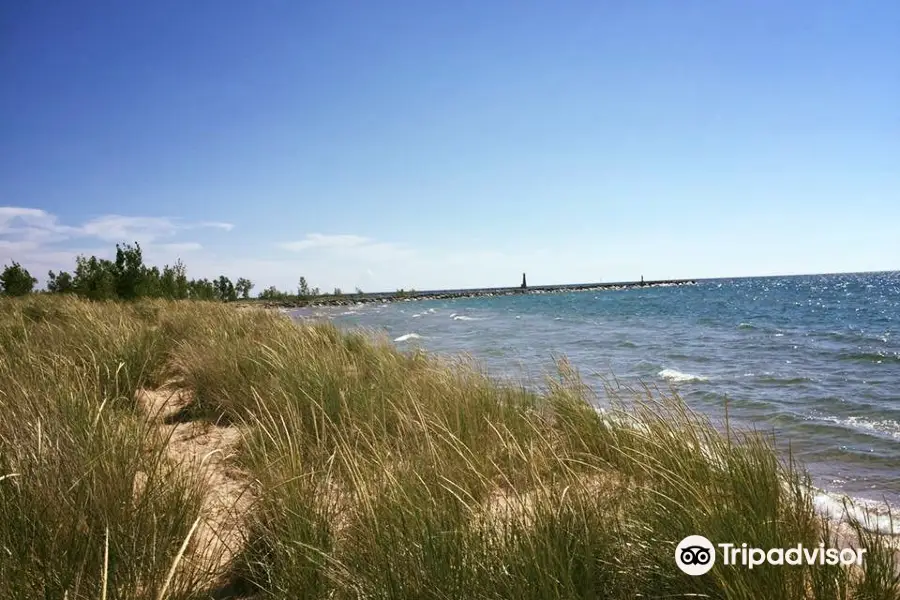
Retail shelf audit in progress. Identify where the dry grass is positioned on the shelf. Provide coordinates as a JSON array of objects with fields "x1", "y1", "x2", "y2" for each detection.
[{"x1": 1, "y1": 295, "x2": 898, "y2": 599}]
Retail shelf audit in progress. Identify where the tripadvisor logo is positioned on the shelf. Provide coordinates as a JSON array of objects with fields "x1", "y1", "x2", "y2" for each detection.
[
  {"x1": 676, "y1": 535, "x2": 716, "y2": 575},
  {"x1": 675, "y1": 535, "x2": 866, "y2": 576}
]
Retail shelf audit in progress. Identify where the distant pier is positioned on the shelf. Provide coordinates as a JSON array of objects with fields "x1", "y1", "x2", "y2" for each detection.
[{"x1": 252, "y1": 278, "x2": 698, "y2": 308}]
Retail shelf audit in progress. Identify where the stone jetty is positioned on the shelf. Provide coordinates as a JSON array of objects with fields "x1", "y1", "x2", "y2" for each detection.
[{"x1": 249, "y1": 278, "x2": 698, "y2": 309}]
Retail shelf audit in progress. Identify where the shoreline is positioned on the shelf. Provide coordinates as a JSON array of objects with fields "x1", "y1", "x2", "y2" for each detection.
[{"x1": 246, "y1": 277, "x2": 698, "y2": 308}]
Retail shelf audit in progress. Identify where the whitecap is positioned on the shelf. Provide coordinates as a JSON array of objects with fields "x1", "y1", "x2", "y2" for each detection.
[
  {"x1": 813, "y1": 492, "x2": 900, "y2": 535},
  {"x1": 658, "y1": 368, "x2": 708, "y2": 383},
  {"x1": 819, "y1": 415, "x2": 900, "y2": 440},
  {"x1": 394, "y1": 333, "x2": 422, "y2": 342},
  {"x1": 453, "y1": 315, "x2": 477, "y2": 321}
]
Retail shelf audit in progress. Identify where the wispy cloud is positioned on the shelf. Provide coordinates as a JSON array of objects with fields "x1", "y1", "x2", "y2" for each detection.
[
  {"x1": 158, "y1": 242, "x2": 203, "y2": 252},
  {"x1": 198, "y1": 221, "x2": 235, "y2": 232},
  {"x1": 79, "y1": 215, "x2": 235, "y2": 244},
  {"x1": 0, "y1": 206, "x2": 233, "y2": 282},
  {"x1": 0, "y1": 207, "x2": 56, "y2": 228},
  {"x1": 80, "y1": 215, "x2": 181, "y2": 244},
  {"x1": 279, "y1": 234, "x2": 372, "y2": 252},
  {"x1": 0, "y1": 207, "x2": 233, "y2": 246},
  {"x1": 0, "y1": 208, "x2": 78, "y2": 253},
  {"x1": 278, "y1": 233, "x2": 416, "y2": 267}
]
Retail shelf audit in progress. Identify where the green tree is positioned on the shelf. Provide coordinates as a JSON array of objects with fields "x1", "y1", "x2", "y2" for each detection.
[
  {"x1": 73, "y1": 255, "x2": 117, "y2": 300},
  {"x1": 235, "y1": 277, "x2": 254, "y2": 299},
  {"x1": 160, "y1": 260, "x2": 189, "y2": 299},
  {"x1": 188, "y1": 278, "x2": 217, "y2": 300},
  {"x1": 215, "y1": 276, "x2": 237, "y2": 302},
  {"x1": 258, "y1": 285, "x2": 289, "y2": 300},
  {"x1": 47, "y1": 270, "x2": 75, "y2": 293},
  {"x1": 333, "y1": 287, "x2": 342, "y2": 296},
  {"x1": 0, "y1": 262, "x2": 37, "y2": 296},
  {"x1": 298, "y1": 276, "x2": 310, "y2": 297},
  {"x1": 113, "y1": 242, "x2": 147, "y2": 300},
  {"x1": 143, "y1": 265, "x2": 162, "y2": 298}
]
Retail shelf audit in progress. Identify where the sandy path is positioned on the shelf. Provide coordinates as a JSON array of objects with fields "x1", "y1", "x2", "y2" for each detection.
[{"x1": 136, "y1": 388, "x2": 254, "y2": 595}]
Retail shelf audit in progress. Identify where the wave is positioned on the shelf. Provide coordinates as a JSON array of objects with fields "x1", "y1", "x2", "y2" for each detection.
[
  {"x1": 394, "y1": 333, "x2": 422, "y2": 342},
  {"x1": 818, "y1": 415, "x2": 900, "y2": 440},
  {"x1": 658, "y1": 368, "x2": 708, "y2": 383},
  {"x1": 814, "y1": 492, "x2": 900, "y2": 535},
  {"x1": 837, "y1": 351, "x2": 900, "y2": 364},
  {"x1": 757, "y1": 375, "x2": 814, "y2": 385},
  {"x1": 453, "y1": 315, "x2": 478, "y2": 321}
]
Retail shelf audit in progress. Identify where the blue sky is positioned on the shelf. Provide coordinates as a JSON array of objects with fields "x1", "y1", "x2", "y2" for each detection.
[{"x1": 1, "y1": 1, "x2": 897, "y2": 293}]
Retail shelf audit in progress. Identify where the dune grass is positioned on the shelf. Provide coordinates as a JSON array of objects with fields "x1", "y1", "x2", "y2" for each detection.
[
  {"x1": 0, "y1": 298, "x2": 210, "y2": 599},
  {"x1": 0, "y1": 295, "x2": 897, "y2": 599}
]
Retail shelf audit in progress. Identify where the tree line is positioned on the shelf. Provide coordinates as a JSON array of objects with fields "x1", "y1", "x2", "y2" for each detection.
[
  {"x1": 0, "y1": 242, "x2": 255, "y2": 301},
  {"x1": 0, "y1": 242, "x2": 351, "y2": 302}
]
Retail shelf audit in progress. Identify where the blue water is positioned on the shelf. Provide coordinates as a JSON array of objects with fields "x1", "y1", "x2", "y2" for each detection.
[{"x1": 295, "y1": 273, "x2": 900, "y2": 507}]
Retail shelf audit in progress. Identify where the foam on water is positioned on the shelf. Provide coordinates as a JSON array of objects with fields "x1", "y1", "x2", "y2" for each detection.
[
  {"x1": 818, "y1": 415, "x2": 900, "y2": 440},
  {"x1": 658, "y1": 368, "x2": 709, "y2": 383},
  {"x1": 394, "y1": 333, "x2": 422, "y2": 342},
  {"x1": 814, "y1": 492, "x2": 900, "y2": 535}
]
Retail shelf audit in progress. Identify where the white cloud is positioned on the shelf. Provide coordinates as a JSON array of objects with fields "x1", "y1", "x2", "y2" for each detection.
[
  {"x1": 0, "y1": 206, "x2": 233, "y2": 285},
  {"x1": 278, "y1": 234, "x2": 416, "y2": 269},
  {"x1": 0, "y1": 207, "x2": 233, "y2": 246},
  {"x1": 199, "y1": 221, "x2": 235, "y2": 232},
  {"x1": 0, "y1": 207, "x2": 76, "y2": 247},
  {"x1": 0, "y1": 207, "x2": 53, "y2": 227},
  {"x1": 78, "y1": 215, "x2": 235, "y2": 244},
  {"x1": 80, "y1": 215, "x2": 181, "y2": 244},
  {"x1": 279, "y1": 234, "x2": 372, "y2": 252}
]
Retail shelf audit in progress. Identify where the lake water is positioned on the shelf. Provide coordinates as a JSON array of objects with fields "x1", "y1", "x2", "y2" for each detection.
[{"x1": 292, "y1": 272, "x2": 900, "y2": 521}]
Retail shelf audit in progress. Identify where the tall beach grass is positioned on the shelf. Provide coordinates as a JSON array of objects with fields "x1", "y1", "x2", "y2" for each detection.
[{"x1": 0, "y1": 295, "x2": 897, "y2": 599}]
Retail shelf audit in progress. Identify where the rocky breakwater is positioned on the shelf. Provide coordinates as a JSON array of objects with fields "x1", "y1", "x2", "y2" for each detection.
[{"x1": 251, "y1": 278, "x2": 698, "y2": 309}]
